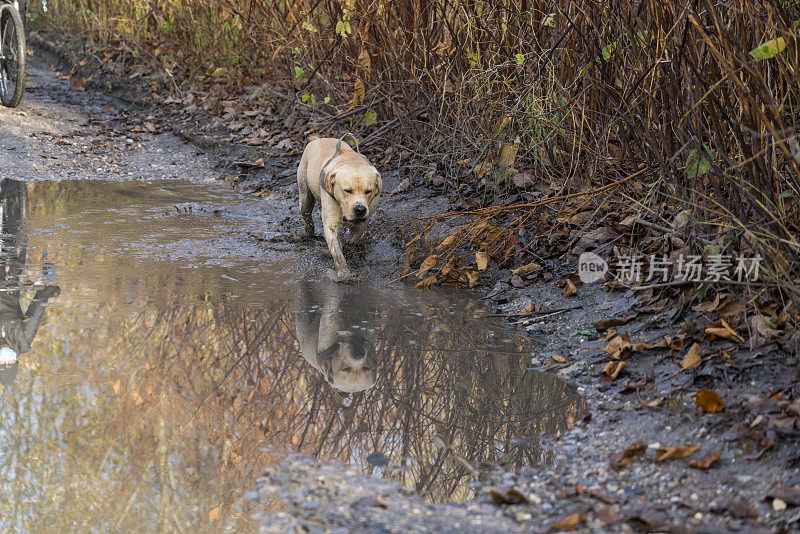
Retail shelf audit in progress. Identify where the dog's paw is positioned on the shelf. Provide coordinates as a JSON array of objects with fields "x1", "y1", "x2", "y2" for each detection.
[{"x1": 334, "y1": 269, "x2": 359, "y2": 284}]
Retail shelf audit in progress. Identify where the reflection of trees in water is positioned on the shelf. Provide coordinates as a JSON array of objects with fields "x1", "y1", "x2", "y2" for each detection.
[{"x1": 0, "y1": 289, "x2": 582, "y2": 531}]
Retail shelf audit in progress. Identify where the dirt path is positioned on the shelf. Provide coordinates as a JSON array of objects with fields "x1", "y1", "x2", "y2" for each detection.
[{"x1": 5, "y1": 45, "x2": 799, "y2": 533}]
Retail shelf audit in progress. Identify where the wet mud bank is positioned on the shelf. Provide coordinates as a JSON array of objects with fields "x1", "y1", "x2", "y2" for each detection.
[{"x1": 5, "y1": 37, "x2": 798, "y2": 533}]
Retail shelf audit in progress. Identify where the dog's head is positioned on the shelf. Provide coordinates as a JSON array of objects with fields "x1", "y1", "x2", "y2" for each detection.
[
  {"x1": 323, "y1": 157, "x2": 381, "y2": 223},
  {"x1": 316, "y1": 334, "x2": 376, "y2": 393}
]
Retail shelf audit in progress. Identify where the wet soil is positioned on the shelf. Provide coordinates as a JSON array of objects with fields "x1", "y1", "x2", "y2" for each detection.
[{"x1": 1, "y1": 40, "x2": 798, "y2": 533}]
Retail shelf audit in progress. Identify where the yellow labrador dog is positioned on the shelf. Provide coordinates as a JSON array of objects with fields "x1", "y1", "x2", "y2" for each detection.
[
  {"x1": 297, "y1": 136, "x2": 381, "y2": 282},
  {"x1": 295, "y1": 280, "x2": 377, "y2": 395}
]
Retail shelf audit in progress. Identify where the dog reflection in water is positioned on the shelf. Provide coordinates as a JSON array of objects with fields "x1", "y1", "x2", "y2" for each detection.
[{"x1": 295, "y1": 280, "x2": 377, "y2": 395}]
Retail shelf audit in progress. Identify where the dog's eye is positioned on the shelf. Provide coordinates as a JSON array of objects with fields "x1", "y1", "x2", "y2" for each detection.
[
  {"x1": 341, "y1": 367, "x2": 352, "y2": 372},
  {"x1": 344, "y1": 189, "x2": 353, "y2": 194},
  {"x1": 365, "y1": 189, "x2": 373, "y2": 195}
]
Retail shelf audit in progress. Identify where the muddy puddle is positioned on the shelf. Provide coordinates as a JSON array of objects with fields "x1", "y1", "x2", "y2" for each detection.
[{"x1": 0, "y1": 178, "x2": 584, "y2": 531}]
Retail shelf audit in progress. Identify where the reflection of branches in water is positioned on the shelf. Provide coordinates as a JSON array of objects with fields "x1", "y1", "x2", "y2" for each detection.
[
  {"x1": 205, "y1": 294, "x2": 584, "y2": 503},
  {"x1": 0, "y1": 289, "x2": 584, "y2": 531}
]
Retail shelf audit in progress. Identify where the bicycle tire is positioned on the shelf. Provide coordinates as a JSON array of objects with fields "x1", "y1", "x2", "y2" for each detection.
[{"x1": 0, "y1": 4, "x2": 26, "y2": 108}]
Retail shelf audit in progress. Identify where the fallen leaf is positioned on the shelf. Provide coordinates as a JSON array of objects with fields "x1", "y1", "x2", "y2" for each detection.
[
  {"x1": 604, "y1": 333, "x2": 632, "y2": 359},
  {"x1": 512, "y1": 172, "x2": 536, "y2": 189},
  {"x1": 692, "y1": 293, "x2": 722, "y2": 312},
  {"x1": 655, "y1": 445, "x2": 701, "y2": 462},
  {"x1": 487, "y1": 485, "x2": 528, "y2": 505},
  {"x1": 563, "y1": 278, "x2": 578, "y2": 298},
  {"x1": 476, "y1": 251, "x2": 489, "y2": 271},
  {"x1": 417, "y1": 254, "x2": 438, "y2": 279},
  {"x1": 705, "y1": 318, "x2": 745, "y2": 343},
  {"x1": 415, "y1": 275, "x2": 438, "y2": 288},
  {"x1": 696, "y1": 389, "x2": 724, "y2": 412},
  {"x1": 545, "y1": 512, "x2": 583, "y2": 532},
  {"x1": 610, "y1": 441, "x2": 646, "y2": 469},
  {"x1": 436, "y1": 234, "x2": 457, "y2": 251},
  {"x1": 680, "y1": 343, "x2": 702, "y2": 370},
  {"x1": 510, "y1": 262, "x2": 540, "y2": 277},
  {"x1": 688, "y1": 450, "x2": 721, "y2": 469},
  {"x1": 112, "y1": 379, "x2": 121, "y2": 395},
  {"x1": 551, "y1": 354, "x2": 567, "y2": 364},
  {"x1": 602, "y1": 360, "x2": 627, "y2": 381}
]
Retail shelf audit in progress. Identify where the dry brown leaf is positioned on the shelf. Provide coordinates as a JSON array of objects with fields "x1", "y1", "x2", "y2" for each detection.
[
  {"x1": 546, "y1": 512, "x2": 584, "y2": 532},
  {"x1": 112, "y1": 379, "x2": 121, "y2": 395},
  {"x1": 604, "y1": 333, "x2": 632, "y2": 359},
  {"x1": 654, "y1": 445, "x2": 701, "y2": 462},
  {"x1": 551, "y1": 354, "x2": 567, "y2": 363},
  {"x1": 705, "y1": 318, "x2": 745, "y2": 343},
  {"x1": 440, "y1": 258, "x2": 456, "y2": 278},
  {"x1": 696, "y1": 389, "x2": 724, "y2": 412},
  {"x1": 417, "y1": 254, "x2": 438, "y2": 279},
  {"x1": 476, "y1": 251, "x2": 489, "y2": 271},
  {"x1": 563, "y1": 278, "x2": 578, "y2": 298},
  {"x1": 692, "y1": 293, "x2": 723, "y2": 312},
  {"x1": 602, "y1": 360, "x2": 627, "y2": 381},
  {"x1": 351, "y1": 77, "x2": 365, "y2": 108},
  {"x1": 610, "y1": 441, "x2": 646, "y2": 469},
  {"x1": 680, "y1": 343, "x2": 702, "y2": 370},
  {"x1": 510, "y1": 262, "x2": 540, "y2": 277},
  {"x1": 436, "y1": 234, "x2": 457, "y2": 251},
  {"x1": 688, "y1": 450, "x2": 721, "y2": 470},
  {"x1": 415, "y1": 275, "x2": 438, "y2": 288}
]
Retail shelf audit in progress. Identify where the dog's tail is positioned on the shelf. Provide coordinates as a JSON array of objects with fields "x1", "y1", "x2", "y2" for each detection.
[{"x1": 308, "y1": 135, "x2": 320, "y2": 142}]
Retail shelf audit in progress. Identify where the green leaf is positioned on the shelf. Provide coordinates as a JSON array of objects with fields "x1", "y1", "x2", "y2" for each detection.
[
  {"x1": 542, "y1": 13, "x2": 555, "y2": 27},
  {"x1": 363, "y1": 111, "x2": 377, "y2": 126},
  {"x1": 578, "y1": 329, "x2": 598, "y2": 337},
  {"x1": 515, "y1": 53, "x2": 525, "y2": 65},
  {"x1": 323, "y1": 96, "x2": 331, "y2": 104},
  {"x1": 601, "y1": 42, "x2": 617, "y2": 60},
  {"x1": 749, "y1": 37, "x2": 787, "y2": 61},
  {"x1": 301, "y1": 21, "x2": 317, "y2": 33},
  {"x1": 161, "y1": 20, "x2": 175, "y2": 35},
  {"x1": 685, "y1": 146, "x2": 713, "y2": 179},
  {"x1": 294, "y1": 66, "x2": 306, "y2": 79},
  {"x1": 335, "y1": 20, "x2": 352, "y2": 38}
]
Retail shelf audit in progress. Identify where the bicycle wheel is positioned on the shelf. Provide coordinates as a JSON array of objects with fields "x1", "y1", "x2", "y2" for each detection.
[{"x1": 0, "y1": 4, "x2": 26, "y2": 108}]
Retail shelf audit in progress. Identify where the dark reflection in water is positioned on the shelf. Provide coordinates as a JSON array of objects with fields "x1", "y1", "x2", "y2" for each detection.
[{"x1": 0, "y1": 179, "x2": 584, "y2": 532}]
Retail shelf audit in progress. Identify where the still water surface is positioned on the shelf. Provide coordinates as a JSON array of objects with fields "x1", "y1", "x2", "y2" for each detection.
[{"x1": 0, "y1": 179, "x2": 583, "y2": 531}]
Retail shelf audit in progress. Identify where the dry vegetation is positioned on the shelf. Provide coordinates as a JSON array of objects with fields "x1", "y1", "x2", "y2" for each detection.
[{"x1": 37, "y1": 1, "x2": 800, "y2": 298}]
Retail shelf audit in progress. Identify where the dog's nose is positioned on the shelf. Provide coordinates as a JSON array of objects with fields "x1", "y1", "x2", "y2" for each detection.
[{"x1": 353, "y1": 204, "x2": 367, "y2": 219}]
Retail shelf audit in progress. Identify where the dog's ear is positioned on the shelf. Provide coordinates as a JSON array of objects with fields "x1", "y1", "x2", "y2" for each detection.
[
  {"x1": 317, "y1": 342, "x2": 339, "y2": 382},
  {"x1": 323, "y1": 170, "x2": 336, "y2": 196},
  {"x1": 374, "y1": 170, "x2": 382, "y2": 195}
]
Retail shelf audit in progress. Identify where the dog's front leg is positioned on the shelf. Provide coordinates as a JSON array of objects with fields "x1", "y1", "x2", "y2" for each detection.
[
  {"x1": 347, "y1": 221, "x2": 368, "y2": 245},
  {"x1": 323, "y1": 223, "x2": 356, "y2": 282}
]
